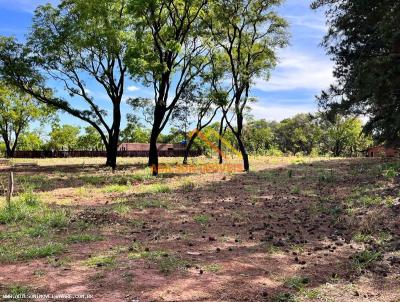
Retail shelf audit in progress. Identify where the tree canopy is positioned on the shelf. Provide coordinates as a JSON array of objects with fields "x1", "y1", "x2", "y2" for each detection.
[
  {"x1": 312, "y1": 0, "x2": 400, "y2": 144},
  {"x1": 0, "y1": 83, "x2": 52, "y2": 157},
  {"x1": 0, "y1": 0, "x2": 133, "y2": 169}
]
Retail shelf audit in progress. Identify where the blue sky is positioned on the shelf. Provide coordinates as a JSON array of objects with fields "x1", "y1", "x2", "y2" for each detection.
[{"x1": 0, "y1": 0, "x2": 333, "y2": 130}]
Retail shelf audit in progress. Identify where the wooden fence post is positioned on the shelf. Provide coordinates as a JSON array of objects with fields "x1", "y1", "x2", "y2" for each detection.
[{"x1": 6, "y1": 170, "x2": 14, "y2": 208}]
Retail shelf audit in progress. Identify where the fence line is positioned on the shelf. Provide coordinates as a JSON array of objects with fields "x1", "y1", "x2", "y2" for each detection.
[{"x1": 11, "y1": 150, "x2": 201, "y2": 158}]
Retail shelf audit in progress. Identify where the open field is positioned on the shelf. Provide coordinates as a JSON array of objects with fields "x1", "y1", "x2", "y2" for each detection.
[{"x1": 0, "y1": 156, "x2": 399, "y2": 302}]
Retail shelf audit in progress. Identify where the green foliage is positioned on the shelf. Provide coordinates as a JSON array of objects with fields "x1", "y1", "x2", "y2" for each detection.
[
  {"x1": 76, "y1": 126, "x2": 104, "y2": 151},
  {"x1": 243, "y1": 119, "x2": 275, "y2": 154},
  {"x1": 313, "y1": 0, "x2": 400, "y2": 143},
  {"x1": 0, "y1": 0, "x2": 134, "y2": 167},
  {"x1": 318, "y1": 114, "x2": 372, "y2": 157},
  {"x1": 274, "y1": 114, "x2": 321, "y2": 156},
  {"x1": 17, "y1": 132, "x2": 45, "y2": 151},
  {"x1": 0, "y1": 83, "x2": 52, "y2": 156},
  {"x1": 47, "y1": 124, "x2": 80, "y2": 151},
  {"x1": 120, "y1": 123, "x2": 150, "y2": 144}
]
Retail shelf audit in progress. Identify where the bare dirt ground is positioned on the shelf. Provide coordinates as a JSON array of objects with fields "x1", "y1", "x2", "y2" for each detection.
[{"x1": 0, "y1": 156, "x2": 399, "y2": 302}]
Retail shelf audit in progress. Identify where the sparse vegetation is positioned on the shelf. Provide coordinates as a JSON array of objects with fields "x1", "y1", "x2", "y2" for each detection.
[
  {"x1": 0, "y1": 157, "x2": 399, "y2": 301},
  {"x1": 352, "y1": 250, "x2": 382, "y2": 273},
  {"x1": 193, "y1": 214, "x2": 210, "y2": 226},
  {"x1": 83, "y1": 254, "x2": 116, "y2": 268}
]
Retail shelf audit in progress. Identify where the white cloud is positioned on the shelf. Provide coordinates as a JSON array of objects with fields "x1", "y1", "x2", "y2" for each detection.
[
  {"x1": 0, "y1": 0, "x2": 59, "y2": 13},
  {"x1": 127, "y1": 85, "x2": 140, "y2": 92},
  {"x1": 249, "y1": 102, "x2": 317, "y2": 122},
  {"x1": 285, "y1": 14, "x2": 327, "y2": 32},
  {"x1": 255, "y1": 48, "x2": 334, "y2": 92}
]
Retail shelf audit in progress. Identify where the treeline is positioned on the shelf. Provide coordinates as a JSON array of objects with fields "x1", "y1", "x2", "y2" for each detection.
[
  {"x1": 1, "y1": 113, "x2": 371, "y2": 159},
  {"x1": 0, "y1": 0, "x2": 397, "y2": 173}
]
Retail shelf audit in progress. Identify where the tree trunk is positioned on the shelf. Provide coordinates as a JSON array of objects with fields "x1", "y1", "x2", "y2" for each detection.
[
  {"x1": 5, "y1": 146, "x2": 13, "y2": 158},
  {"x1": 218, "y1": 118, "x2": 224, "y2": 164},
  {"x1": 235, "y1": 112, "x2": 249, "y2": 172},
  {"x1": 183, "y1": 132, "x2": 198, "y2": 165},
  {"x1": 105, "y1": 101, "x2": 122, "y2": 171},
  {"x1": 149, "y1": 133, "x2": 159, "y2": 176},
  {"x1": 106, "y1": 139, "x2": 118, "y2": 171},
  {"x1": 148, "y1": 105, "x2": 165, "y2": 176},
  {"x1": 237, "y1": 136, "x2": 249, "y2": 172}
]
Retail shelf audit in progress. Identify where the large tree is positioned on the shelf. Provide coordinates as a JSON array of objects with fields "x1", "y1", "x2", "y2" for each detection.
[
  {"x1": 318, "y1": 114, "x2": 372, "y2": 157},
  {"x1": 243, "y1": 119, "x2": 274, "y2": 154},
  {"x1": 209, "y1": 0, "x2": 288, "y2": 171},
  {"x1": 127, "y1": 0, "x2": 209, "y2": 175},
  {"x1": 0, "y1": 83, "x2": 51, "y2": 157},
  {"x1": 0, "y1": 0, "x2": 132, "y2": 169},
  {"x1": 274, "y1": 114, "x2": 322, "y2": 156},
  {"x1": 312, "y1": 0, "x2": 400, "y2": 144},
  {"x1": 76, "y1": 126, "x2": 104, "y2": 151}
]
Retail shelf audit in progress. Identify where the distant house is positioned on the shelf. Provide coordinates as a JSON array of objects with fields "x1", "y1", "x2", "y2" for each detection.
[
  {"x1": 118, "y1": 143, "x2": 186, "y2": 152},
  {"x1": 367, "y1": 146, "x2": 400, "y2": 158}
]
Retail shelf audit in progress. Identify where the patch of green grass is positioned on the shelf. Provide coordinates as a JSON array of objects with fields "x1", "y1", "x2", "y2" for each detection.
[
  {"x1": 376, "y1": 232, "x2": 392, "y2": 245},
  {"x1": 0, "y1": 242, "x2": 65, "y2": 262},
  {"x1": 40, "y1": 209, "x2": 69, "y2": 228},
  {"x1": 291, "y1": 186, "x2": 300, "y2": 194},
  {"x1": 353, "y1": 232, "x2": 373, "y2": 243},
  {"x1": 21, "y1": 243, "x2": 65, "y2": 260},
  {"x1": 79, "y1": 175, "x2": 107, "y2": 186},
  {"x1": 17, "y1": 175, "x2": 48, "y2": 190},
  {"x1": 290, "y1": 244, "x2": 305, "y2": 254},
  {"x1": 318, "y1": 169, "x2": 335, "y2": 183},
  {"x1": 384, "y1": 196, "x2": 396, "y2": 207},
  {"x1": 23, "y1": 225, "x2": 49, "y2": 238},
  {"x1": 83, "y1": 254, "x2": 116, "y2": 268},
  {"x1": 134, "y1": 199, "x2": 169, "y2": 209},
  {"x1": 273, "y1": 292, "x2": 296, "y2": 302},
  {"x1": 299, "y1": 288, "x2": 321, "y2": 300},
  {"x1": 346, "y1": 190, "x2": 385, "y2": 208},
  {"x1": 142, "y1": 183, "x2": 172, "y2": 194},
  {"x1": 203, "y1": 264, "x2": 222, "y2": 273},
  {"x1": 18, "y1": 190, "x2": 41, "y2": 207},
  {"x1": 6, "y1": 284, "x2": 31, "y2": 298},
  {"x1": 0, "y1": 193, "x2": 69, "y2": 228},
  {"x1": 381, "y1": 162, "x2": 400, "y2": 178},
  {"x1": 102, "y1": 184, "x2": 130, "y2": 193},
  {"x1": 193, "y1": 214, "x2": 210, "y2": 226},
  {"x1": 128, "y1": 242, "x2": 188, "y2": 274},
  {"x1": 181, "y1": 180, "x2": 195, "y2": 192},
  {"x1": 113, "y1": 203, "x2": 131, "y2": 215},
  {"x1": 66, "y1": 234, "x2": 103, "y2": 243},
  {"x1": 263, "y1": 243, "x2": 282, "y2": 254},
  {"x1": 284, "y1": 276, "x2": 310, "y2": 291},
  {"x1": 128, "y1": 218, "x2": 145, "y2": 228},
  {"x1": 352, "y1": 250, "x2": 382, "y2": 272}
]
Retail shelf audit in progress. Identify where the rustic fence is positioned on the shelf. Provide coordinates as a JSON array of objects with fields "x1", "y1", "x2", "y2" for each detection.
[{"x1": 11, "y1": 150, "x2": 202, "y2": 158}]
